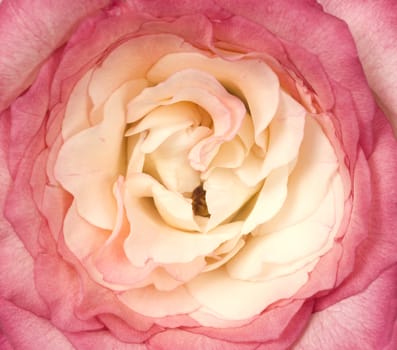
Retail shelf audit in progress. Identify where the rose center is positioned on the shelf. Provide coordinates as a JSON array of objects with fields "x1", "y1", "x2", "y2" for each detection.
[{"x1": 191, "y1": 184, "x2": 210, "y2": 218}]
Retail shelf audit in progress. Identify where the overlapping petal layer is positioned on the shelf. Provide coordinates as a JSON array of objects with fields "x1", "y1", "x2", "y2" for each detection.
[{"x1": 54, "y1": 32, "x2": 345, "y2": 324}]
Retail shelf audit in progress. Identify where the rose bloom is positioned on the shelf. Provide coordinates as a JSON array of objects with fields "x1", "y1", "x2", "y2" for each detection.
[{"x1": 1, "y1": 0, "x2": 397, "y2": 349}]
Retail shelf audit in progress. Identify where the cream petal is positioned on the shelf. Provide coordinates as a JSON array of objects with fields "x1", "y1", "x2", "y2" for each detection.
[
  {"x1": 236, "y1": 114, "x2": 255, "y2": 152},
  {"x1": 123, "y1": 181, "x2": 243, "y2": 265},
  {"x1": 55, "y1": 79, "x2": 147, "y2": 229},
  {"x1": 144, "y1": 127, "x2": 209, "y2": 194},
  {"x1": 125, "y1": 102, "x2": 201, "y2": 136},
  {"x1": 118, "y1": 285, "x2": 200, "y2": 318},
  {"x1": 253, "y1": 174, "x2": 345, "y2": 281},
  {"x1": 153, "y1": 185, "x2": 200, "y2": 232},
  {"x1": 126, "y1": 172, "x2": 200, "y2": 231},
  {"x1": 140, "y1": 122, "x2": 193, "y2": 154},
  {"x1": 126, "y1": 133, "x2": 146, "y2": 174},
  {"x1": 227, "y1": 173, "x2": 341, "y2": 280},
  {"x1": 236, "y1": 90, "x2": 306, "y2": 186},
  {"x1": 126, "y1": 103, "x2": 200, "y2": 154},
  {"x1": 239, "y1": 165, "x2": 290, "y2": 235},
  {"x1": 189, "y1": 309, "x2": 253, "y2": 328},
  {"x1": 127, "y1": 69, "x2": 246, "y2": 171},
  {"x1": 203, "y1": 238, "x2": 245, "y2": 272},
  {"x1": 186, "y1": 262, "x2": 315, "y2": 320},
  {"x1": 206, "y1": 137, "x2": 246, "y2": 171},
  {"x1": 204, "y1": 168, "x2": 261, "y2": 231},
  {"x1": 61, "y1": 69, "x2": 93, "y2": 140},
  {"x1": 88, "y1": 34, "x2": 189, "y2": 112},
  {"x1": 260, "y1": 116, "x2": 339, "y2": 233},
  {"x1": 147, "y1": 52, "x2": 280, "y2": 140}
]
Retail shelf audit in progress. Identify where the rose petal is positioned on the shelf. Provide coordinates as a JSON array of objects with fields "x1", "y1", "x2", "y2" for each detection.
[
  {"x1": 235, "y1": 91, "x2": 306, "y2": 186},
  {"x1": 0, "y1": 299, "x2": 74, "y2": 350},
  {"x1": 55, "y1": 79, "x2": 147, "y2": 229},
  {"x1": 294, "y1": 265, "x2": 397, "y2": 350},
  {"x1": 227, "y1": 174, "x2": 344, "y2": 281},
  {"x1": 124, "y1": 177, "x2": 243, "y2": 265},
  {"x1": 186, "y1": 262, "x2": 315, "y2": 321},
  {"x1": 262, "y1": 116, "x2": 339, "y2": 232},
  {"x1": 0, "y1": 0, "x2": 110, "y2": 111},
  {"x1": 204, "y1": 168, "x2": 261, "y2": 231},
  {"x1": 118, "y1": 285, "x2": 200, "y2": 318},
  {"x1": 318, "y1": 0, "x2": 397, "y2": 134}
]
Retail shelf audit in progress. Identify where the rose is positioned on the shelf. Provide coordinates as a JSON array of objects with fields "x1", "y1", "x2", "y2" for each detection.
[{"x1": 0, "y1": 1, "x2": 396, "y2": 349}]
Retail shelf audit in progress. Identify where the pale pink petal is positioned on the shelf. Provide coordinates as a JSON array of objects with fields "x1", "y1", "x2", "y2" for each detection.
[
  {"x1": 63, "y1": 202, "x2": 108, "y2": 260},
  {"x1": 318, "y1": 0, "x2": 397, "y2": 134}
]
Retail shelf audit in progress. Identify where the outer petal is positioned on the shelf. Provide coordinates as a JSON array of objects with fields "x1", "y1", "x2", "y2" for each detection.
[
  {"x1": 0, "y1": 0, "x2": 111, "y2": 111},
  {"x1": 318, "y1": 0, "x2": 397, "y2": 134},
  {"x1": 0, "y1": 299, "x2": 75, "y2": 350},
  {"x1": 293, "y1": 265, "x2": 397, "y2": 350}
]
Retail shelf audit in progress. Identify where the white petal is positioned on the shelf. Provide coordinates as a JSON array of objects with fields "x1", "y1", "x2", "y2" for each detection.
[
  {"x1": 126, "y1": 172, "x2": 200, "y2": 231},
  {"x1": 144, "y1": 127, "x2": 209, "y2": 194},
  {"x1": 127, "y1": 69, "x2": 246, "y2": 171},
  {"x1": 88, "y1": 34, "x2": 187, "y2": 111},
  {"x1": 261, "y1": 116, "x2": 339, "y2": 232},
  {"x1": 123, "y1": 178, "x2": 244, "y2": 266},
  {"x1": 236, "y1": 90, "x2": 306, "y2": 186},
  {"x1": 147, "y1": 52, "x2": 280, "y2": 140},
  {"x1": 118, "y1": 285, "x2": 199, "y2": 318},
  {"x1": 204, "y1": 168, "x2": 261, "y2": 231},
  {"x1": 125, "y1": 102, "x2": 200, "y2": 136},
  {"x1": 239, "y1": 165, "x2": 290, "y2": 235},
  {"x1": 186, "y1": 262, "x2": 315, "y2": 320},
  {"x1": 55, "y1": 79, "x2": 147, "y2": 229},
  {"x1": 227, "y1": 174, "x2": 342, "y2": 280}
]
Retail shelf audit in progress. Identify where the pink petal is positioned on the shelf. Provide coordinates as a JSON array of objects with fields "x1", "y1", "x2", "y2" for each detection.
[
  {"x1": 148, "y1": 329, "x2": 257, "y2": 350},
  {"x1": 0, "y1": 298, "x2": 74, "y2": 350},
  {"x1": 318, "y1": 0, "x2": 397, "y2": 134},
  {"x1": 294, "y1": 265, "x2": 397, "y2": 350},
  {"x1": 0, "y1": 0, "x2": 111, "y2": 111}
]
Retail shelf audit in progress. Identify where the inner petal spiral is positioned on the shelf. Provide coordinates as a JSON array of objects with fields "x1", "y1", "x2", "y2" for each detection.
[{"x1": 54, "y1": 34, "x2": 344, "y2": 325}]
